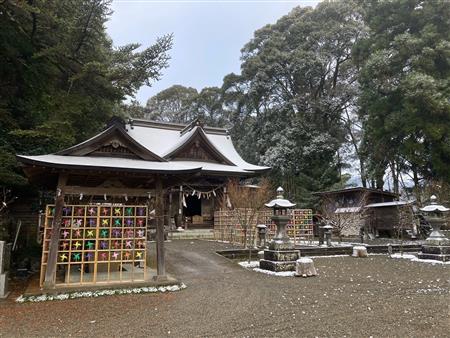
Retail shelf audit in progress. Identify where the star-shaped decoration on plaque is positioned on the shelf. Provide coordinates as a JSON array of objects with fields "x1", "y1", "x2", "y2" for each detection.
[
  {"x1": 113, "y1": 241, "x2": 121, "y2": 249},
  {"x1": 62, "y1": 219, "x2": 71, "y2": 227},
  {"x1": 86, "y1": 241, "x2": 95, "y2": 249},
  {"x1": 112, "y1": 229, "x2": 121, "y2": 237},
  {"x1": 62, "y1": 230, "x2": 70, "y2": 239},
  {"x1": 124, "y1": 251, "x2": 131, "y2": 259},
  {"x1": 137, "y1": 219, "x2": 144, "y2": 226},
  {"x1": 102, "y1": 208, "x2": 109, "y2": 216},
  {"x1": 137, "y1": 208, "x2": 145, "y2": 216},
  {"x1": 125, "y1": 240, "x2": 132, "y2": 248},
  {"x1": 112, "y1": 251, "x2": 120, "y2": 260},
  {"x1": 100, "y1": 252, "x2": 107, "y2": 260},
  {"x1": 72, "y1": 252, "x2": 81, "y2": 261},
  {"x1": 136, "y1": 240, "x2": 144, "y2": 248},
  {"x1": 59, "y1": 253, "x2": 68, "y2": 262},
  {"x1": 73, "y1": 241, "x2": 82, "y2": 249},
  {"x1": 61, "y1": 241, "x2": 69, "y2": 250},
  {"x1": 126, "y1": 229, "x2": 134, "y2": 237},
  {"x1": 101, "y1": 219, "x2": 109, "y2": 226},
  {"x1": 136, "y1": 251, "x2": 143, "y2": 259},
  {"x1": 87, "y1": 230, "x2": 95, "y2": 238},
  {"x1": 137, "y1": 230, "x2": 145, "y2": 238},
  {"x1": 100, "y1": 241, "x2": 108, "y2": 249},
  {"x1": 88, "y1": 207, "x2": 96, "y2": 216},
  {"x1": 73, "y1": 229, "x2": 82, "y2": 238},
  {"x1": 76, "y1": 208, "x2": 84, "y2": 216},
  {"x1": 101, "y1": 229, "x2": 108, "y2": 237},
  {"x1": 73, "y1": 219, "x2": 82, "y2": 227},
  {"x1": 85, "y1": 252, "x2": 94, "y2": 260},
  {"x1": 114, "y1": 218, "x2": 121, "y2": 226},
  {"x1": 63, "y1": 207, "x2": 71, "y2": 216},
  {"x1": 126, "y1": 219, "x2": 133, "y2": 226},
  {"x1": 114, "y1": 208, "x2": 121, "y2": 216},
  {"x1": 126, "y1": 207, "x2": 133, "y2": 216}
]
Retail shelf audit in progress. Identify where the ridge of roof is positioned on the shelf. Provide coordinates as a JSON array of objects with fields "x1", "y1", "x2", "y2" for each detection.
[
  {"x1": 313, "y1": 187, "x2": 398, "y2": 197},
  {"x1": 129, "y1": 118, "x2": 229, "y2": 136}
]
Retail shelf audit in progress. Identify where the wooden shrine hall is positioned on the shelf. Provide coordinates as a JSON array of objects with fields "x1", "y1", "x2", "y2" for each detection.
[{"x1": 17, "y1": 117, "x2": 269, "y2": 289}]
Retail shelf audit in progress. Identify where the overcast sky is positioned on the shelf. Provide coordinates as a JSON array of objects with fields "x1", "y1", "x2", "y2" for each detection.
[{"x1": 107, "y1": 0, "x2": 319, "y2": 104}]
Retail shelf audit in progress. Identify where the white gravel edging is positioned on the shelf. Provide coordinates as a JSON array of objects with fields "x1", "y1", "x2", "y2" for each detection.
[{"x1": 390, "y1": 253, "x2": 450, "y2": 265}]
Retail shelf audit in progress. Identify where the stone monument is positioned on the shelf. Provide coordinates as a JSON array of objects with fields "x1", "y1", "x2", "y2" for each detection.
[
  {"x1": 259, "y1": 187, "x2": 300, "y2": 272},
  {"x1": 0, "y1": 241, "x2": 12, "y2": 298},
  {"x1": 418, "y1": 195, "x2": 450, "y2": 262}
]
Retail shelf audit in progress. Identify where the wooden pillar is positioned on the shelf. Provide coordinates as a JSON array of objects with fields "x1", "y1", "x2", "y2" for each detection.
[
  {"x1": 168, "y1": 188, "x2": 173, "y2": 231},
  {"x1": 179, "y1": 185, "x2": 184, "y2": 230},
  {"x1": 154, "y1": 176, "x2": 167, "y2": 280},
  {"x1": 43, "y1": 173, "x2": 68, "y2": 288}
]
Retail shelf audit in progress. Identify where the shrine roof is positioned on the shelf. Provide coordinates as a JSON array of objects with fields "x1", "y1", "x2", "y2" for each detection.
[{"x1": 16, "y1": 117, "x2": 270, "y2": 177}]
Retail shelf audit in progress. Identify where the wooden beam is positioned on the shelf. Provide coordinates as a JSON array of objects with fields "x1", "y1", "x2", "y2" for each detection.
[
  {"x1": 64, "y1": 186, "x2": 152, "y2": 197},
  {"x1": 154, "y1": 175, "x2": 167, "y2": 280},
  {"x1": 43, "y1": 173, "x2": 68, "y2": 289}
]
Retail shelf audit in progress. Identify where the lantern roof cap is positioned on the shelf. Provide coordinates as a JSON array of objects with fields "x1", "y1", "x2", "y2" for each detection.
[
  {"x1": 265, "y1": 187, "x2": 296, "y2": 208},
  {"x1": 420, "y1": 195, "x2": 449, "y2": 212}
]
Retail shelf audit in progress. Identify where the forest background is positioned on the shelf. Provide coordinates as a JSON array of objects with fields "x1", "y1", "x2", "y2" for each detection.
[{"x1": 1, "y1": 0, "x2": 449, "y2": 207}]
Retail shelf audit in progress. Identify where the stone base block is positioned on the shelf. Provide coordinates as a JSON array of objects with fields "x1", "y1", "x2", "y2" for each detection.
[
  {"x1": 259, "y1": 260, "x2": 297, "y2": 272},
  {"x1": 421, "y1": 245, "x2": 450, "y2": 255},
  {"x1": 418, "y1": 253, "x2": 450, "y2": 262},
  {"x1": 268, "y1": 239, "x2": 294, "y2": 251},
  {"x1": 0, "y1": 272, "x2": 9, "y2": 298},
  {"x1": 295, "y1": 258, "x2": 317, "y2": 277},
  {"x1": 264, "y1": 249, "x2": 300, "y2": 262}
]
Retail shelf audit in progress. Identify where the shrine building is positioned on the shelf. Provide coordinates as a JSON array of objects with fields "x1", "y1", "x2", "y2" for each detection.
[{"x1": 17, "y1": 117, "x2": 269, "y2": 289}]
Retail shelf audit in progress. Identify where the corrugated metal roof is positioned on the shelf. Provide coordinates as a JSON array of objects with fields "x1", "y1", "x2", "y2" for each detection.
[{"x1": 365, "y1": 201, "x2": 412, "y2": 208}]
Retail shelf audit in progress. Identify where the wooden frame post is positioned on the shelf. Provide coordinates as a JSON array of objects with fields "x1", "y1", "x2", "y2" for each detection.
[
  {"x1": 43, "y1": 173, "x2": 68, "y2": 289},
  {"x1": 154, "y1": 176, "x2": 167, "y2": 280}
]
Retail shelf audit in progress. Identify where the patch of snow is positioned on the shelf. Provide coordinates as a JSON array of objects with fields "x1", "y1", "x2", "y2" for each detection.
[
  {"x1": 238, "y1": 261, "x2": 296, "y2": 277},
  {"x1": 391, "y1": 253, "x2": 450, "y2": 265}
]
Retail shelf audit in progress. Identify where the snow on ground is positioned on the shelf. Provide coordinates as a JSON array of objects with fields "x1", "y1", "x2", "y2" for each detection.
[{"x1": 390, "y1": 253, "x2": 450, "y2": 265}]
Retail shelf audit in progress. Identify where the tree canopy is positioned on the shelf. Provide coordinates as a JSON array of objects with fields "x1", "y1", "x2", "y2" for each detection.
[{"x1": 0, "y1": 0, "x2": 172, "y2": 189}]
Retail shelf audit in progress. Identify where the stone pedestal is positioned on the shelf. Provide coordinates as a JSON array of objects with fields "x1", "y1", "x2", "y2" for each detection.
[
  {"x1": 0, "y1": 241, "x2": 11, "y2": 298},
  {"x1": 295, "y1": 258, "x2": 317, "y2": 277},
  {"x1": 418, "y1": 239, "x2": 450, "y2": 262},
  {"x1": 259, "y1": 215, "x2": 300, "y2": 272}
]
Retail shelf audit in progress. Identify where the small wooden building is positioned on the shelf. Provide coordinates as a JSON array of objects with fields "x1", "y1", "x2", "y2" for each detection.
[
  {"x1": 17, "y1": 117, "x2": 269, "y2": 289},
  {"x1": 314, "y1": 187, "x2": 398, "y2": 237}
]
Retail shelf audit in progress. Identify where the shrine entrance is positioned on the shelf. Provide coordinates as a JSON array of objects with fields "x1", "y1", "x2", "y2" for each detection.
[{"x1": 41, "y1": 204, "x2": 149, "y2": 287}]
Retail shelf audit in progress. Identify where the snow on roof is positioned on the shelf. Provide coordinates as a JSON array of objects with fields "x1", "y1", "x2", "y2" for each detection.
[
  {"x1": 365, "y1": 201, "x2": 412, "y2": 208},
  {"x1": 17, "y1": 155, "x2": 202, "y2": 173},
  {"x1": 127, "y1": 119, "x2": 270, "y2": 172},
  {"x1": 335, "y1": 207, "x2": 361, "y2": 213}
]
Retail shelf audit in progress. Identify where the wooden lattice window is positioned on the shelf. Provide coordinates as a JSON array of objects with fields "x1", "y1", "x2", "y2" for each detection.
[{"x1": 40, "y1": 205, "x2": 148, "y2": 286}]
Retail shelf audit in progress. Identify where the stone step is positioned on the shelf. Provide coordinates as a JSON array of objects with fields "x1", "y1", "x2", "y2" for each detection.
[{"x1": 168, "y1": 230, "x2": 215, "y2": 240}]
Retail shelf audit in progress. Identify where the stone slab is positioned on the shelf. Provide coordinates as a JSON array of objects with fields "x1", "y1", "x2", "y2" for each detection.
[
  {"x1": 417, "y1": 253, "x2": 450, "y2": 262},
  {"x1": 263, "y1": 250, "x2": 300, "y2": 262},
  {"x1": 259, "y1": 259, "x2": 297, "y2": 272},
  {"x1": 0, "y1": 242, "x2": 11, "y2": 274},
  {"x1": 421, "y1": 245, "x2": 450, "y2": 255},
  {"x1": 0, "y1": 272, "x2": 9, "y2": 298}
]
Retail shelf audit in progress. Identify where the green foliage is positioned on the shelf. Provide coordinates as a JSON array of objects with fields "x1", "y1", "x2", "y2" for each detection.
[
  {"x1": 0, "y1": 0, "x2": 172, "y2": 189},
  {"x1": 355, "y1": 0, "x2": 450, "y2": 185}
]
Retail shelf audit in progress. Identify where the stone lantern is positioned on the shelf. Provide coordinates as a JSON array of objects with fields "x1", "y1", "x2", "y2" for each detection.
[
  {"x1": 323, "y1": 224, "x2": 333, "y2": 247},
  {"x1": 259, "y1": 187, "x2": 300, "y2": 272},
  {"x1": 418, "y1": 195, "x2": 450, "y2": 262}
]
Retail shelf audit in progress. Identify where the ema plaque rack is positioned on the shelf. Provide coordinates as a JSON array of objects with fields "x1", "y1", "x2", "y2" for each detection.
[{"x1": 40, "y1": 205, "x2": 148, "y2": 286}]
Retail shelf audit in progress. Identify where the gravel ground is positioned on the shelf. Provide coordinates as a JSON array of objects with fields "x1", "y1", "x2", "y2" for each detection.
[{"x1": 1, "y1": 240, "x2": 449, "y2": 337}]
